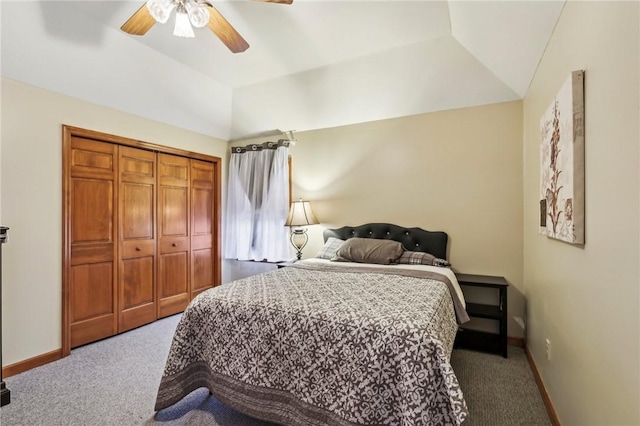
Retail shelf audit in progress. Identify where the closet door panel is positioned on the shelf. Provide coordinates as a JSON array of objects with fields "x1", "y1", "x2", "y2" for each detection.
[
  {"x1": 161, "y1": 187, "x2": 188, "y2": 236},
  {"x1": 158, "y1": 252, "x2": 189, "y2": 316},
  {"x1": 123, "y1": 257, "x2": 154, "y2": 307},
  {"x1": 121, "y1": 257, "x2": 155, "y2": 329},
  {"x1": 70, "y1": 244, "x2": 114, "y2": 265},
  {"x1": 69, "y1": 262, "x2": 114, "y2": 347},
  {"x1": 191, "y1": 186, "x2": 212, "y2": 250},
  {"x1": 122, "y1": 184, "x2": 154, "y2": 239},
  {"x1": 70, "y1": 263, "x2": 114, "y2": 322},
  {"x1": 191, "y1": 160, "x2": 216, "y2": 297},
  {"x1": 158, "y1": 154, "x2": 191, "y2": 317},
  {"x1": 68, "y1": 137, "x2": 118, "y2": 348},
  {"x1": 192, "y1": 248, "x2": 213, "y2": 296},
  {"x1": 121, "y1": 240, "x2": 155, "y2": 258},
  {"x1": 118, "y1": 147, "x2": 157, "y2": 332},
  {"x1": 71, "y1": 179, "x2": 113, "y2": 243}
]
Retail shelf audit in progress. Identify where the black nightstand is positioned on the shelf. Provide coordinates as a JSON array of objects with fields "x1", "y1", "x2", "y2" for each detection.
[{"x1": 454, "y1": 273, "x2": 509, "y2": 358}]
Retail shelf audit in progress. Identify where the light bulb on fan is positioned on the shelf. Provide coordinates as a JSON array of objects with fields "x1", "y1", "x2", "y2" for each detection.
[
  {"x1": 146, "y1": 0, "x2": 175, "y2": 24},
  {"x1": 185, "y1": 0, "x2": 210, "y2": 28}
]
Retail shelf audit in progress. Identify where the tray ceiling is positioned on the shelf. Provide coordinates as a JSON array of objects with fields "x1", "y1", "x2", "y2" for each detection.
[{"x1": 0, "y1": 1, "x2": 565, "y2": 140}]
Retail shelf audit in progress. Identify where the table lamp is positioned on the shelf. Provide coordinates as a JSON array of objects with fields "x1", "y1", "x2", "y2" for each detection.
[{"x1": 284, "y1": 199, "x2": 319, "y2": 260}]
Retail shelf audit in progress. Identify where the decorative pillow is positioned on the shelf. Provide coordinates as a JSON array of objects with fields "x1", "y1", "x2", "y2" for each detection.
[
  {"x1": 331, "y1": 238, "x2": 404, "y2": 265},
  {"x1": 316, "y1": 237, "x2": 345, "y2": 260},
  {"x1": 395, "y1": 250, "x2": 451, "y2": 267}
]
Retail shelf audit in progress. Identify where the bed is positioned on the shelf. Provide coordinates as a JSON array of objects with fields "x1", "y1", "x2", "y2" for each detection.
[{"x1": 154, "y1": 223, "x2": 470, "y2": 425}]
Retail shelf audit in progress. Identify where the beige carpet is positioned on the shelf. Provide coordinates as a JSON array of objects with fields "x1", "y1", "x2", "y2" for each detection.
[{"x1": 3, "y1": 314, "x2": 550, "y2": 426}]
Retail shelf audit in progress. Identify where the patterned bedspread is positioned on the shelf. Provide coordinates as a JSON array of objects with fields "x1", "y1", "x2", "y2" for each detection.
[{"x1": 155, "y1": 262, "x2": 469, "y2": 425}]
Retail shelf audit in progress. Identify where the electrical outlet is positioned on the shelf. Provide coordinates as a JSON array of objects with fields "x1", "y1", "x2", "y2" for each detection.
[{"x1": 545, "y1": 338, "x2": 551, "y2": 360}]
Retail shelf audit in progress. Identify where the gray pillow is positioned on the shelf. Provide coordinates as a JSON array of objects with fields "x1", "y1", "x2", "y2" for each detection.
[{"x1": 331, "y1": 238, "x2": 404, "y2": 265}]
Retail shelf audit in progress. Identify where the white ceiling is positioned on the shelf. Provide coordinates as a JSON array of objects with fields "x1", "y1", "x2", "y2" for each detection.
[{"x1": 0, "y1": 0, "x2": 565, "y2": 141}]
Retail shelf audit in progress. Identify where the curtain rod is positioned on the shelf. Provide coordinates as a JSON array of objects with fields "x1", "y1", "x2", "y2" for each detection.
[{"x1": 231, "y1": 140, "x2": 290, "y2": 154}]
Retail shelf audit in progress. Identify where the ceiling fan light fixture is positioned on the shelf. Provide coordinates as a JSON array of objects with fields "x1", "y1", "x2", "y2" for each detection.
[
  {"x1": 174, "y1": 10, "x2": 195, "y2": 38},
  {"x1": 146, "y1": 0, "x2": 175, "y2": 24},
  {"x1": 121, "y1": 0, "x2": 263, "y2": 52},
  {"x1": 185, "y1": 1, "x2": 210, "y2": 28}
]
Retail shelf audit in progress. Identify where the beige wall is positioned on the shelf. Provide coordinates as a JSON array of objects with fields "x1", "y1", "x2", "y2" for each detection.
[
  {"x1": 523, "y1": 2, "x2": 639, "y2": 425},
  {"x1": 0, "y1": 78, "x2": 227, "y2": 366},
  {"x1": 236, "y1": 101, "x2": 525, "y2": 337}
]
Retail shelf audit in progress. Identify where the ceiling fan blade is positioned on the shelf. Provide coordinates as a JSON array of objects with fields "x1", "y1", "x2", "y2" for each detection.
[
  {"x1": 121, "y1": 3, "x2": 156, "y2": 36},
  {"x1": 253, "y1": 0, "x2": 293, "y2": 4},
  {"x1": 206, "y1": 5, "x2": 250, "y2": 53}
]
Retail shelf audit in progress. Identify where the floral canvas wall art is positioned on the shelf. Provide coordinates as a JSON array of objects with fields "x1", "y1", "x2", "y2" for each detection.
[{"x1": 539, "y1": 70, "x2": 585, "y2": 244}]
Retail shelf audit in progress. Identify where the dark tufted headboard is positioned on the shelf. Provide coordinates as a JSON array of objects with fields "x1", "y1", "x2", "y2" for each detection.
[{"x1": 323, "y1": 223, "x2": 448, "y2": 260}]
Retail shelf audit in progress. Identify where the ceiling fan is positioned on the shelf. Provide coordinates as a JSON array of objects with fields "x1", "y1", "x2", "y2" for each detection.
[{"x1": 121, "y1": 0, "x2": 292, "y2": 53}]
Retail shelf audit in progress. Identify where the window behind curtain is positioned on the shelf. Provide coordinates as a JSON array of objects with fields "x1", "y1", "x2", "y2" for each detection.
[{"x1": 224, "y1": 142, "x2": 291, "y2": 262}]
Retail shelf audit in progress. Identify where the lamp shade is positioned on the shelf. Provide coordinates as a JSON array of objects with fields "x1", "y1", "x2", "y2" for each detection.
[
  {"x1": 285, "y1": 200, "x2": 319, "y2": 227},
  {"x1": 174, "y1": 10, "x2": 195, "y2": 37}
]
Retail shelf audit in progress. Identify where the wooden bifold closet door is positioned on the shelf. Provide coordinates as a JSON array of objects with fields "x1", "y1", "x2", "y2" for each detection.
[
  {"x1": 118, "y1": 146, "x2": 157, "y2": 333},
  {"x1": 157, "y1": 153, "x2": 191, "y2": 318},
  {"x1": 190, "y1": 159, "x2": 216, "y2": 299},
  {"x1": 66, "y1": 137, "x2": 118, "y2": 348},
  {"x1": 63, "y1": 126, "x2": 221, "y2": 355},
  {"x1": 156, "y1": 156, "x2": 217, "y2": 317}
]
